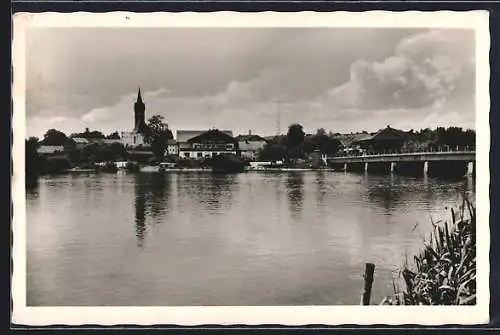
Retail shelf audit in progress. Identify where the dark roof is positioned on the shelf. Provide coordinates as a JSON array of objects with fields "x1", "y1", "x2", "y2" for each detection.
[
  {"x1": 334, "y1": 133, "x2": 371, "y2": 147},
  {"x1": 187, "y1": 129, "x2": 237, "y2": 143},
  {"x1": 358, "y1": 126, "x2": 415, "y2": 142},
  {"x1": 177, "y1": 130, "x2": 233, "y2": 142},
  {"x1": 235, "y1": 134, "x2": 267, "y2": 142}
]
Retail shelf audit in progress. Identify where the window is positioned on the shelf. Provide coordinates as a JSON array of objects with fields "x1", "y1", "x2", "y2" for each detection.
[
  {"x1": 226, "y1": 144, "x2": 234, "y2": 150},
  {"x1": 197, "y1": 152, "x2": 203, "y2": 158},
  {"x1": 184, "y1": 152, "x2": 190, "y2": 158},
  {"x1": 133, "y1": 136, "x2": 136, "y2": 144}
]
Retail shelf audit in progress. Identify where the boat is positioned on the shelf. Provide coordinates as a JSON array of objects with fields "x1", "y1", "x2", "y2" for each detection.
[
  {"x1": 158, "y1": 162, "x2": 176, "y2": 172},
  {"x1": 139, "y1": 165, "x2": 160, "y2": 172},
  {"x1": 68, "y1": 167, "x2": 96, "y2": 173}
]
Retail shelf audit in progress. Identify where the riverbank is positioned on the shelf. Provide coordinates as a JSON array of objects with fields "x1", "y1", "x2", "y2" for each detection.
[
  {"x1": 34, "y1": 163, "x2": 338, "y2": 175},
  {"x1": 380, "y1": 196, "x2": 476, "y2": 305}
]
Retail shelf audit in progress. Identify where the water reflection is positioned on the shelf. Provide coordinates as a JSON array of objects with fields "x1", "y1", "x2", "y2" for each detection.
[
  {"x1": 134, "y1": 173, "x2": 172, "y2": 248},
  {"x1": 364, "y1": 175, "x2": 401, "y2": 215},
  {"x1": 26, "y1": 171, "x2": 478, "y2": 306},
  {"x1": 286, "y1": 172, "x2": 304, "y2": 220},
  {"x1": 26, "y1": 177, "x2": 40, "y2": 199},
  {"x1": 182, "y1": 173, "x2": 238, "y2": 214},
  {"x1": 314, "y1": 171, "x2": 327, "y2": 210}
]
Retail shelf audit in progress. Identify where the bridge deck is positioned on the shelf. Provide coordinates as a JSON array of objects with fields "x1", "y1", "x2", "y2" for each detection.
[{"x1": 327, "y1": 151, "x2": 475, "y2": 163}]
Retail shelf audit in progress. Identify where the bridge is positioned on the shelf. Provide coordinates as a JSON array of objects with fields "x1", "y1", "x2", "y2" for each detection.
[{"x1": 324, "y1": 148, "x2": 476, "y2": 177}]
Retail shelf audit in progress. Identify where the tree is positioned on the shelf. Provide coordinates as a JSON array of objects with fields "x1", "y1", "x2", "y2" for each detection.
[
  {"x1": 287, "y1": 123, "x2": 305, "y2": 148},
  {"x1": 70, "y1": 128, "x2": 105, "y2": 139},
  {"x1": 41, "y1": 129, "x2": 69, "y2": 146},
  {"x1": 316, "y1": 128, "x2": 327, "y2": 136},
  {"x1": 145, "y1": 115, "x2": 173, "y2": 159},
  {"x1": 258, "y1": 143, "x2": 286, "y2": 161},
  {"x1": 106, "y1": 131, "x2": 121, "y2": 139}
]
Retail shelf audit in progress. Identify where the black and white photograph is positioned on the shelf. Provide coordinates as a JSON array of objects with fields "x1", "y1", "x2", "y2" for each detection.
[{"x1": 12, "y1": 11, "x2": 490, "y2": 325}]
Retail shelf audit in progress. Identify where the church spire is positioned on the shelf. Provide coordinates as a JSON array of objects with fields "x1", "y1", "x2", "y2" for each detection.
[
  {"x1": 134, "y1": 86, "x2": 147, "y2": 133},
  {"x1": 137, "y1": 87, "x2": 143, "y2": 104}
]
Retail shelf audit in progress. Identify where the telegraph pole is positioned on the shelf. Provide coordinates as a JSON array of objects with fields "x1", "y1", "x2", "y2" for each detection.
[{"x1": 276, "y1": 100, "x2": 281, "y2": 136}]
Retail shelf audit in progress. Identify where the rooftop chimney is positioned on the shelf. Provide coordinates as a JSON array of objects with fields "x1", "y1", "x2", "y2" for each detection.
[{"x1": 248, "y1": 129, "x2": 252, "y2": 135}]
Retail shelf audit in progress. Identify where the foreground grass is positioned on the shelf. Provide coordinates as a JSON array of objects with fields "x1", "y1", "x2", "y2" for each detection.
[{"x1": 381, "y1": 195, "x2": 476, "y2": 305}]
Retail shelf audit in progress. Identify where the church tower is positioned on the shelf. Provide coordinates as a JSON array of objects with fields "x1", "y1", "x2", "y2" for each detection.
[{"x1": 133, "y1": 87, "x2": 148, "y2": 133}]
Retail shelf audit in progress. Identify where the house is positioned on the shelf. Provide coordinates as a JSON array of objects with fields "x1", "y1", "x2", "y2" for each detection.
[
  {"x1": 176, "y1": 130, "x2": 205, "y2": 152},
  {"x1": 37, "y1": 145, "x2": 64, "y2": 155},
  {"x1": 166, "y1": 139, "x2": 178, "y2": 156},
  {"x1": 235, "y1": 131, "x2": 267, "y2": 161},
  {"x1": 71, "y1": 137, "x2": 90, "y2": 149},
  {"x1": 354, "y1": 125, "x2": 417, "y2": 153},
  {"x1": 121, "y1": 88, "x2": 151, "y2": 148},
  {"x1": 101, "y1": 139, "x2": 123, "y2": 145},
  {"x1": 179, "y1": 129, "x2": 237, "y2": 159}
]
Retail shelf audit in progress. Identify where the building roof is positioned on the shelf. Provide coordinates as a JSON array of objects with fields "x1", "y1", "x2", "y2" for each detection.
[
  {"x1": 356, "y1": 126, "x2": 415, "y2": 142},
  {"x1": 177, "y1": 129, "x2": 233, "y2": 142},
  {"x1": 333, "y1": 133, "x2": 370, "y2": 147},
  {"x1": 187, "y1": 129, "x2": 236, "y2": 144},
  {"x1": 37, "y1": 145, "x2": 64, "y2": 154},
  {"x1": 235, "y1": 134, "x2": 267, "y2": 142},
  {"x1": 167, "y1": 139, "x2": 177, "y2": 145},
  {"x1": 239, "y1": 141, "x2": 267, "y2": 151},
  {"x1": 72, "y1": 137, "x2": 89, "y2": 144},
  {"x1": 176, "y1": 130, "x2": 205, "y2": 142},
  {"x1": 101, "y1": 139, "x2": 123, "y2": 145}
]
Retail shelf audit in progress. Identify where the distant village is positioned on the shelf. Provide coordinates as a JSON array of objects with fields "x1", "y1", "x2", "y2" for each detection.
[{"x1": 27, "y1": 88, "x2": 476, "y2": 175}]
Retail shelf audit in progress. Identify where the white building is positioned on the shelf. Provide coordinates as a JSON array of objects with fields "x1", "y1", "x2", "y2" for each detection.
[
  {"x1": 176, "y1": 129, "x2": 236, "y2": 159},
  {"x1": 235, "y1": 131, "x2": 267, "y2": 161},
  {"x1": 166, "y1": 139, "x2": 179, "y2": 156}
]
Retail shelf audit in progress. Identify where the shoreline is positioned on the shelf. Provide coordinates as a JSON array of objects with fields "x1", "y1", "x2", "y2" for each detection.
[{"x1": 63, "y1": 167, "x2": 339, "y2": 173}]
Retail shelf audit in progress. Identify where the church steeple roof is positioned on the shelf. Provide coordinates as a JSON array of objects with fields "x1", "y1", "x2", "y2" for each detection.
[{"x1": 137, "y1": 87, "x2": 143, "y2": 104}]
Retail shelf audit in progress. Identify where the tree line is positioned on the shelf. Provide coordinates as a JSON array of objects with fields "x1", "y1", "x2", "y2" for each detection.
[
  {"x1": 257, "y1": 125, "x2": 476, "y2": 162},
  {"x1": 415, "y1": 127, "x2": 475, "y2": 148},
  {"x1": 258, "y1": 124, "x2": 342, "y2": 163},
  {"x1": 25, "y1": 115, "x2": 173, "y2": 179},
  {"x1": 26, "y1": 119, "x2": 475, "y2": 179}
]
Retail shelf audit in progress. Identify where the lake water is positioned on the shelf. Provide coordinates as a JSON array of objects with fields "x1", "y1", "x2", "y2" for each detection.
[{"x1": 26, "y1": 171, "x2": 475, "y2": 306}]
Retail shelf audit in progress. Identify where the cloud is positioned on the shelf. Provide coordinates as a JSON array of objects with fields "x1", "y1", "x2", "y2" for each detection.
[
  {"x1": 25, "y1": 28, "x2": 475, "y2": 137},
  {"x1": 327, "y1": 29, "x2": 475, "y2": 112},
  {"x1": 26, "y1": 116, "x2": 86, "y2": 139}
]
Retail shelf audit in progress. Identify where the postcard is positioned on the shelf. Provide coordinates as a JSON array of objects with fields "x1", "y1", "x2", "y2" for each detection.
[{"x1": 12, "y1": 10, "x2": 490, "y2": 326}]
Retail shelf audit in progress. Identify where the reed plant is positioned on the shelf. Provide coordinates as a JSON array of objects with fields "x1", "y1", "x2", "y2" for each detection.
[{"x1": 381, "y1": 194, "x2": 476, "y2": 305}]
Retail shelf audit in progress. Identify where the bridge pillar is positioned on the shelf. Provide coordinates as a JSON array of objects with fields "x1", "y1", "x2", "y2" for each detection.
[
  {"x1": 364, "y1": 162, "x2": 368, "y2": 172},
  {"x1": 466, "y1": 162, "x2": 474, "y2": 176},
  {"x1": 424, "y1": 161, "x2": 429, "y2": 176},
  {"x1": 343, "y1": 163, "x2": 347, "y2": 172},
  {"x1": 390, "y1": 162, "x2": 395, "y2": 173},
  {"x1": 427, "y1": 161, "x2": 468, "y2": 178}
]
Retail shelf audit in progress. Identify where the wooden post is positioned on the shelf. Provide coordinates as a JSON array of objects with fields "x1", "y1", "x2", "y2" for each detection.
[{"x1": 361, "y1": 262, "x2": 375, "y2": 305}]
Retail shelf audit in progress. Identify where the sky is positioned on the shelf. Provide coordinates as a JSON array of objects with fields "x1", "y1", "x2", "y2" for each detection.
[{"x1": 25, "y1": 27, "x2": 476, "y2": 139}]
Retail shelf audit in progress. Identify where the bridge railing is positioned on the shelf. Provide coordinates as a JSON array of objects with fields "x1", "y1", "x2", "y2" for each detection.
[{"x1": 330, "y1": 145, "x2": 475, "y2": 158}]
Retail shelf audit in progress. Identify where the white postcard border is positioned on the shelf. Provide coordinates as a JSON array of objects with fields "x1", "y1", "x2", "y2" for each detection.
[{"x1": 12, "y1": 10, "x2": 491, "y2": 326}]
